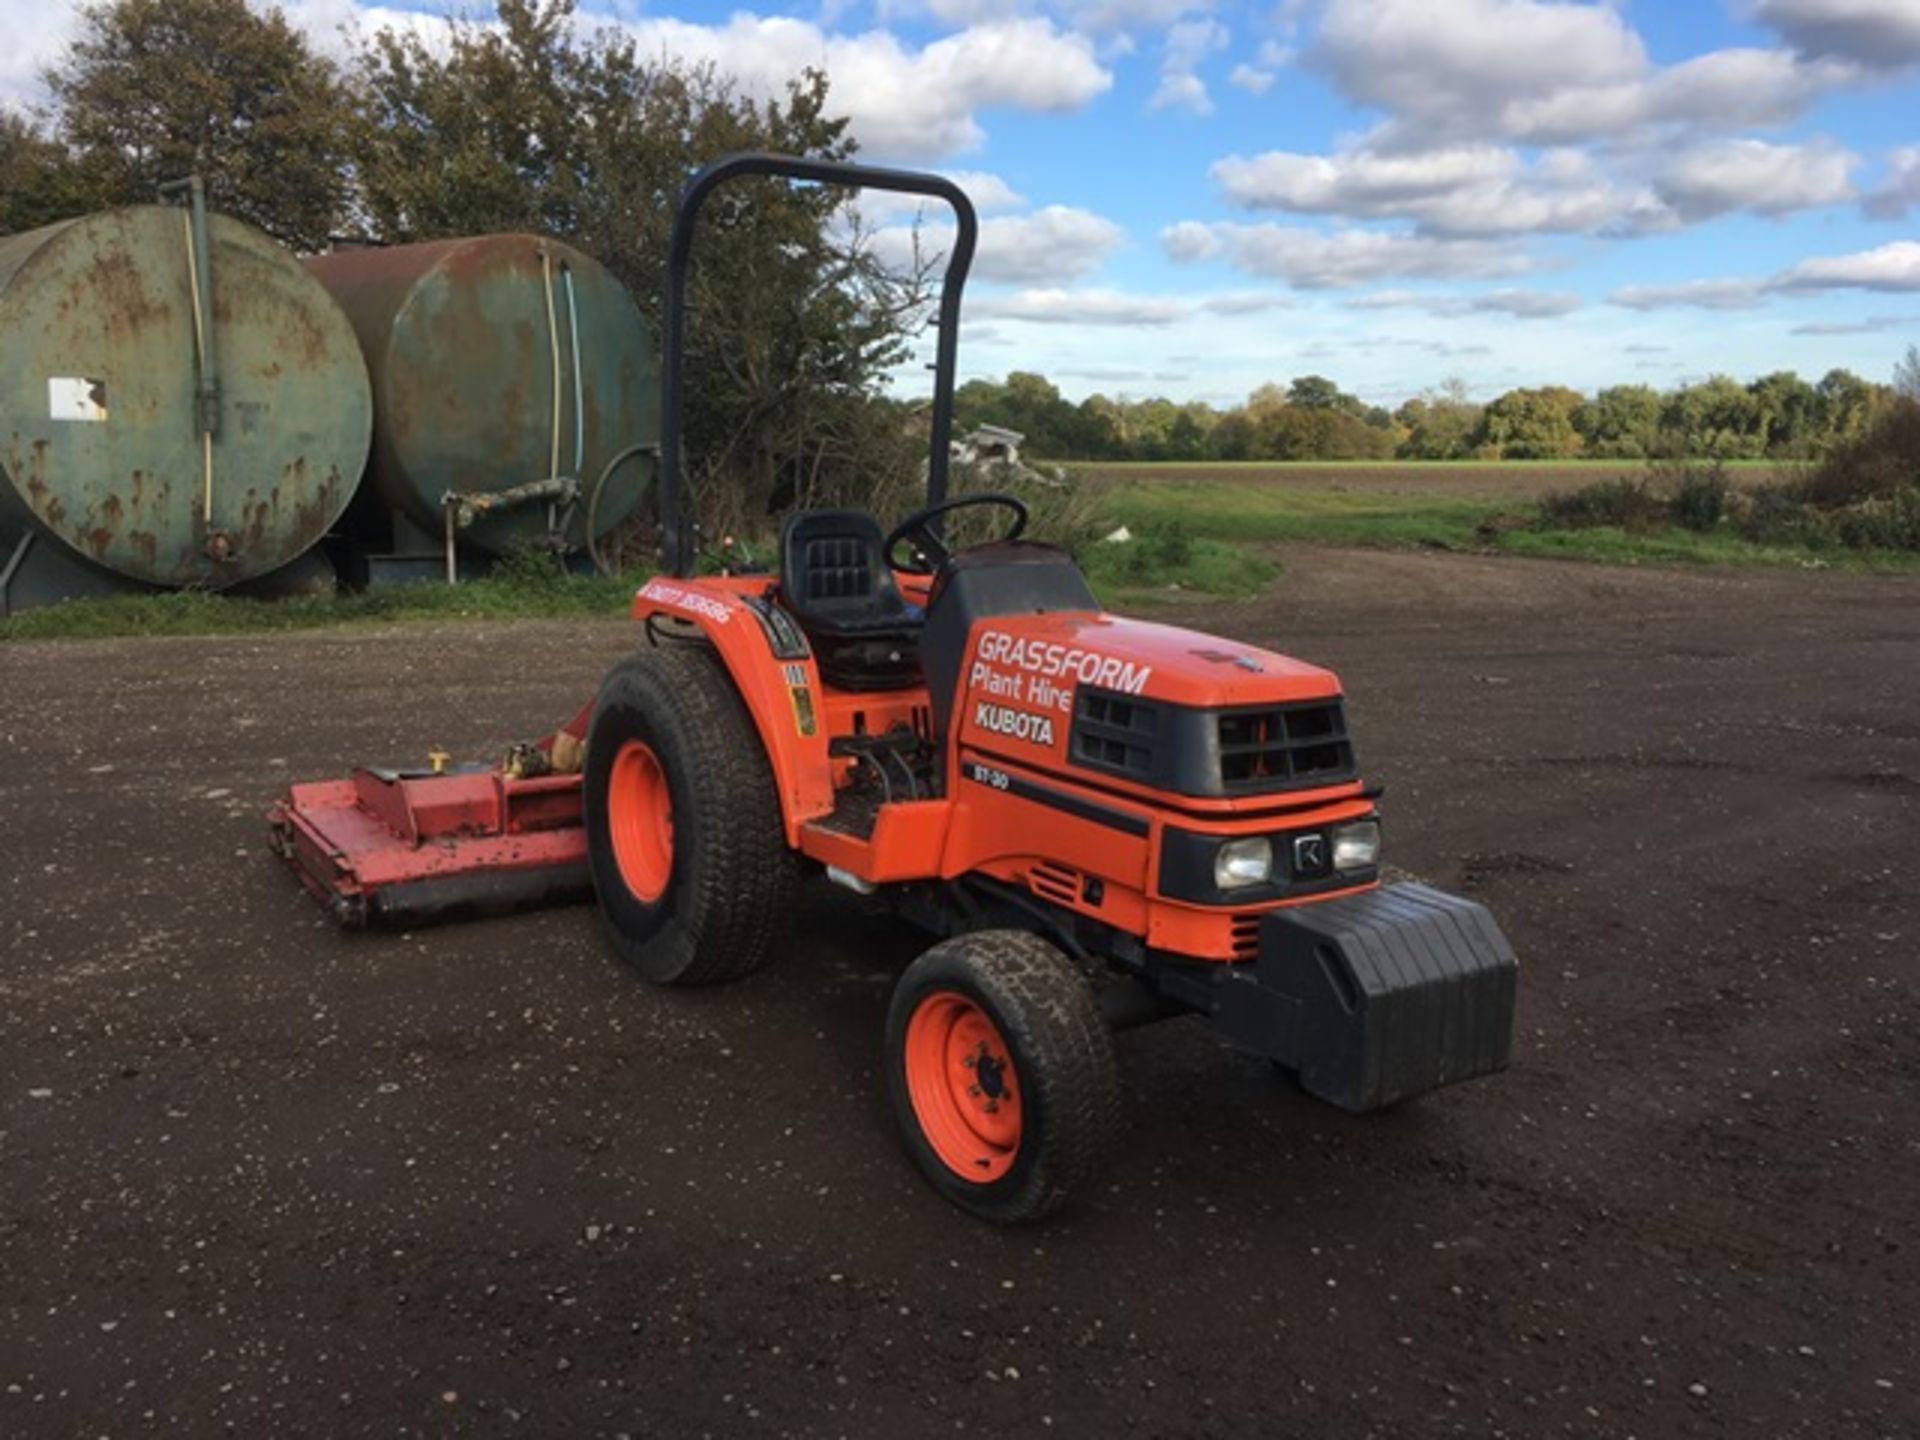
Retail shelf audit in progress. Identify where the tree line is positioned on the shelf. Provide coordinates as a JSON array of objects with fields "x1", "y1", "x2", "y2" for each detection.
[
  {"x1": 2, "y1": 0, "x2": 929, "y2": 534},
  {"x1": 955, "y1": 368, "x2": 1904, "y2": 465}
]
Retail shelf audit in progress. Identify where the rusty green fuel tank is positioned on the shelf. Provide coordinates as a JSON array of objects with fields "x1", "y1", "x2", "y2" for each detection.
[
  {"x1": 0, "y1": 205, "x2": 372, "y2": 607},
  {"x1": 305, "y1": 235, "x2": 659, "y2": 559}
]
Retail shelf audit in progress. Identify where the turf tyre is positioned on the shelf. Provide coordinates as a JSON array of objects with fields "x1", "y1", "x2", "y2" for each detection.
[
  {"x1": 583, "y1": 645, "x2": 801, "y2": 985},
  {"x1": 886, "y1": 930, "x2": 1122, "y2": 1223}
]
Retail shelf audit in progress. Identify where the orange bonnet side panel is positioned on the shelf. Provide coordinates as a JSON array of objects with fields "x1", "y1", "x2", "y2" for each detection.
[{"x1": 631, "y1": 577, "x2": 835, "y2": 842}]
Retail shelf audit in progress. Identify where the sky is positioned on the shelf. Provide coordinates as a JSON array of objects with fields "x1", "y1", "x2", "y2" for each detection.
[{"x1": 5, "y1": 0, "x2": 1920, "y2": 407}]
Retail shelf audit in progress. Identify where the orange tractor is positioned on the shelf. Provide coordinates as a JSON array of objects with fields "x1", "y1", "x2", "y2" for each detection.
[{"x1": 272, "y1": 155, "x2": 1517, "y2": 1222}]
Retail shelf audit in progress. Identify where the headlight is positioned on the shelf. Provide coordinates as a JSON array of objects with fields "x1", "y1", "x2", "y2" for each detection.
[
  {"x1": 1331, "y1": 819, "x2": 1381, "y2": 872},
  {"x1": 1214, "y1": 837, "x2": 1273, "y2": 890}
]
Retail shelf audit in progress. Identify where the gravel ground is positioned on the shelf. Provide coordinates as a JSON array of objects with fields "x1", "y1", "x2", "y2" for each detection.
[{"x1": 2, "y1": 546, "x2": 1916, "y2": 1438}]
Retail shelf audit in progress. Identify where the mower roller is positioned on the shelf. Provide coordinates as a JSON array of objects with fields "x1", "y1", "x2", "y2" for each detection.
[{"x1": 269, "y1": 153, "x2": 1518, "y2": 1223}]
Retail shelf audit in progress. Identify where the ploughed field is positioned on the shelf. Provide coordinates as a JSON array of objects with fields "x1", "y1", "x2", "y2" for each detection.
[
  {"x1": 2, "y1": 545, "x2": 1915, "y2": 1438},
  {"x1": 1074, "y1": 458, "x2": 1673, "y2": 500}
]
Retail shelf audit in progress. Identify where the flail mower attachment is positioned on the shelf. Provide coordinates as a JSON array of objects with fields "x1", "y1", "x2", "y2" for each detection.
[{"x1": 267, "y1": 711, "x2": 595, "y2": 929}]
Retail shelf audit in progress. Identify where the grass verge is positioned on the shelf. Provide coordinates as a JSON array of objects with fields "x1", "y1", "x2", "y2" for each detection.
[
  {"x1": 1, "y1": 566, "x2": 642, "y2": 642},
  {"x1": 1078, "y1": 526, "x2": 1278, "y2": 605}
]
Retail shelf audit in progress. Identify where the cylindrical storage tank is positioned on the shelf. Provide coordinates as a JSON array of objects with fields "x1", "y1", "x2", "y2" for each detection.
[
  {"x1": 305, "y1": 235, "x2": 659, "y2": 560},
  {"x1": 0, "y1": 206, "x2": 372, "y2": 608}
]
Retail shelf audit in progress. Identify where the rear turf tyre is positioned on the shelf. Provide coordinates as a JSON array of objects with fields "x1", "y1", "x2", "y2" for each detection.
[
  {"x1": 583, "y1": 645, "x2": 801, "y2": 985},
  {"x1": 886, "y1": 930, "x2": 1122, "y2": 1223}
]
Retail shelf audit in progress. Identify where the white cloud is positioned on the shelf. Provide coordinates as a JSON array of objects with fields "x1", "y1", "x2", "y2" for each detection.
[
  {"x1": 1228, "y1": 63, "x2": 1276, "y2": 93},
  {"x1": 1609, "y1": 241, "x2": 1920, "y2": 310},
  {"x1": 1355, "y1": 287, "x2": 1580, "y2": 317},
  {"x1": 1791, "y1": 313, "x2": 1920, "y2": 335},
  {"x1": 1150, "y1": 18, "x2": 1228, "y2": 114},
  {"x1": 1166, "y1": 220, "x2": 1531, "y2": 287},
  {"x1": 1063, "y1": 0, "x2": 1215, "y2": 33},
  {"x1": 1311, "y1": 0, "x2": 1859, "y2": 147},
  {"x1": 877, "y1": 204, "x2": 1125, "y2": 283},
  {"x1": 1313, "y1": 0, "x2": 1643, "y2": 141},
  {"x1": 1751, "y1": 0, "x2": 1920, "y2": 70},
  {"x1": 1775, "y1": 240, "x2": 1920, "y2": 292},
  {"x1": 1653, "y1": 138, "x2": 1858, "y2": 221},
  {"x1": 1610, "y1": 279, "x2": 1769, "y2": 311},
  {"x1": 967, "y1": 285, "x2": 1292, "y2": 327},
  {"x1": 969, "y1": 288, "x2": 1190, "y2": 325},
  {"x1": 851, "y1": 169, "x2": 1026, "y2": 224},
  {"x1": 1211, "y1": 143, "x2": 1661, "y2": 237},
  {"x1": 1865, "y1": 145, "x2": 1920, "y2": 219},
  {"x1": 1160, "y1": 220, "x2": 1221, "y2": 260},
  {"x1": 622, "y1": 14, "x2": 1112, "y2": 159},
  {"x1": 0, "y1": 0, "x2": 80, "y2": 110}
]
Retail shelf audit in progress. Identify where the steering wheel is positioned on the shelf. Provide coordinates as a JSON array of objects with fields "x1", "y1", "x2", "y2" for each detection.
[{"x1": 883, "y1": 492, "x2": 1030, "y2": 575}]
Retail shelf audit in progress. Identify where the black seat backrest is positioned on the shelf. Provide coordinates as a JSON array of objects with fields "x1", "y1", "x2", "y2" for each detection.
[
  {"x1": 780, "y1": 508, "x2": 909, "y2": 633},
  {"x1": 921, "y1": 540, "x2": 1100, "y2": 745}
]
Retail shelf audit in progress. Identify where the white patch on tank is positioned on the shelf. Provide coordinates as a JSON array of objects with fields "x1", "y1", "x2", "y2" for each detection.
[{"x1": 48, "y1": 378, "x2": 108, "y2": 422}]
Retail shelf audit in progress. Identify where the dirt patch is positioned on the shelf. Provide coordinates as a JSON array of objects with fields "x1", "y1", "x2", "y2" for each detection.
[{"x1": 2, "y1": 549, "x2": 1916, "y2": 1438}]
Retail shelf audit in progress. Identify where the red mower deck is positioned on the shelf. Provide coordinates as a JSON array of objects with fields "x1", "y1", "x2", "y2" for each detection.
[{"x1": 268, "y1": 766, "x2": 591, "y2": 928}]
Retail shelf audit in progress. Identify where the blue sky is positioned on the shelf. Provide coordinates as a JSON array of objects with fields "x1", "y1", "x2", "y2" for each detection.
[{"x1": 6, "y1": 0, "x2": 1919, "y2": 406}]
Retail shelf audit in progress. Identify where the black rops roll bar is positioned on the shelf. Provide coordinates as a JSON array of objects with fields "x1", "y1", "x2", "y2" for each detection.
[{"x1": 657, "y1": 152, "x2": 979, "y2": 578}]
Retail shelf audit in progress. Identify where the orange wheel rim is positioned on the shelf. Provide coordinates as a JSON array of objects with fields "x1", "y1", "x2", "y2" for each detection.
[
  {"x1": 608, "y1": 739, "x2": 673, "y2": 902},
  {"x1": 903, "y1": 990, "x2": 1022, "y2": 1182}
]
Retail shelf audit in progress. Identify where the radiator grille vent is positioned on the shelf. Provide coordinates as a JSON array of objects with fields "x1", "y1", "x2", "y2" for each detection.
[
  {"x1": 1070, "y1": 689, "x2": 1161, "y2": 779},
  {"x1": 1229, "y1": 913, "x2": 1263, "y2": 960},
  {"x1": 1029, "y1": 861, "x2": 1080, "y2": 907},
  {"x1": 1218, "y1": 701, "x2": 1355, "y2": 793}
]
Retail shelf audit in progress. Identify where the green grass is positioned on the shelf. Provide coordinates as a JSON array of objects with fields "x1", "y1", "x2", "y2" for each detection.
[
  {"x1": 1494, "y1": 525, "x2": 1920, "y2": 571},
  {"x1": 1104, "y1": 480, "x2": 1492, "y2": 549},
  {"x1": 1091, "y1": 471, "x2": 1920, "y2": 575},
  {"x1": 1, "y1": 567, "x2": 642, "y2": 642},
  {"x1": 1078, "y1": 530, "x2": 1278, "y2": 604}
]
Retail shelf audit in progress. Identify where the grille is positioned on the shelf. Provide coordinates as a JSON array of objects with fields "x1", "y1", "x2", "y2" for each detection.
[
  {"x1": 1029, "y1": 861, "x2": 1080, "y2": 907},
  {"x1": 1229, "y1": 913, "x2": 1262, "y2": 960},
  {"x1": 1217, "y1": 700, "x2": 1355, "y2": 793},
  {"x1": 1071, "y1": 689, "x2": 1161, "y2": 779}
]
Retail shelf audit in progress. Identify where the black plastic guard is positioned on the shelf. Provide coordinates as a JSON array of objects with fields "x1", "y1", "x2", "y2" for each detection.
[{"x1": 1247, "y1": 883, "x2": 1517, "y2": 1112}]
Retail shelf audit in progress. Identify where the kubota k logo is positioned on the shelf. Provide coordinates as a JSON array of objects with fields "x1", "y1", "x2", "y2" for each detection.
[{"x1": 1293, "y1": 834, "x2": 1328, "y2": 874}]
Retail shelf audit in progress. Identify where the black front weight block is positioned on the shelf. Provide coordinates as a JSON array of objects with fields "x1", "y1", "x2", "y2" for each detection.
[{"x1": 1199, "y1": 883, "x2": 1518, "y2": 1112}]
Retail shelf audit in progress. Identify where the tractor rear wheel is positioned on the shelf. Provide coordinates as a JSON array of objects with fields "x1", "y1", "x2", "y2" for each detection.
[
  {"x1": 583, "y1": 645, "x2": 801, "y2": 985},
  {"x1": 885, "y1": 930, "x2": 1122, "y2": 1223}
]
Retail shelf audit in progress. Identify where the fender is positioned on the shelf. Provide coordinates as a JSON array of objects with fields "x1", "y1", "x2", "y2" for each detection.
[{"x1": 631, "y1": 576, "x2": 835, "y2": 842}]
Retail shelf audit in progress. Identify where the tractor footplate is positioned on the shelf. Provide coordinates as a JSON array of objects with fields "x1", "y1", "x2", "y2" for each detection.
[{"x1": 268, "y1": 767, "x2": 591, "y2": 929}]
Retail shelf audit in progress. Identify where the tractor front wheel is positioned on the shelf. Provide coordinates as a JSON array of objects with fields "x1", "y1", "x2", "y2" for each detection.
[
  {"x1": 886, "y1": 931, "x2": 1122, "y2": 1223},
  {"x1": 583, "y1": 645, "x2": 801, "y2": 985}
]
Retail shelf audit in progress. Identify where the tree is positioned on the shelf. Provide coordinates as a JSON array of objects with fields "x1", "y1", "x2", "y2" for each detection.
[
  {"x1": 1478, "y1": 386, "x2": 1585, "y2": 459},
  {"x1": 1896, "y1": 345, "x2": 1920, "y2": 403},
  {"x1": 1396, "y1": 380, "x2": 1481, "y2": 459},
  {"x1": 352, "y1": 0, "x2": 927, "y2": 531},
  {"x1": 1576, "y1": 384, "x2": 1662, "y2": 458},
  {"x1": 1746, "y1": 371, "x2": 1820, "y2": 455},
  {"x1": 1286, "y1": 374, "x2": 1345, "y2": 410},
  {"x1": 1814, "y1": 368, "x2": 1874, "y2": 441},
  {"x1": 1, "y1": 113, "x2": 77, "y2": 235},
  {"x1": 46, "y1": 0, "x2": 350, "y2": 250},
  {"x1": 1660, "y1": 376, "x2": 1763, "y2": 458}
]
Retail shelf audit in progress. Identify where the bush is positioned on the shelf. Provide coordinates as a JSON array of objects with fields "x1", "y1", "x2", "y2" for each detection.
[
  {"x1": 1106, "y1": 518, "x2": 1194, "y2": 582},
  {"x1": 1834, "y1": 488, "x2": 1920, "y2": 551},
  {"x1": 1665, "y1": 464, "x2": 1731, "y2": 533},
  {"x1": 1735, "y1": 483, "x2": 1824, "y2": 548},
  {"x1": 1536, "y1": 478, "x2": 1665, "y2": 532},
  {"x1": 1799, "y1": 397, "x2": 1920, "y2": 507}
]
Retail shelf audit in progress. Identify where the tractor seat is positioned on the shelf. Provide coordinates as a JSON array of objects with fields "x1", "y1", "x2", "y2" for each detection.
[{"x1": 778, "y1": 508, "x2": 922, "y2": 691}]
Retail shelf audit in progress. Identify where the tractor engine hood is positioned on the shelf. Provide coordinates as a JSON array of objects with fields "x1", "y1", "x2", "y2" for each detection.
[
  {"x1": 956, "y1": 611, "x2": 1358, "y2": 799},
  {"x1": 964, "y1": 611, "x2": 1342, "y2": 711}
]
